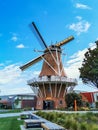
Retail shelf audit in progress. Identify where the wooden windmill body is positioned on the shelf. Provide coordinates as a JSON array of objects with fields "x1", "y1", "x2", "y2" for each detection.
[{"x1": 20, "y1": 22, "x2": 77, "y2": 110}]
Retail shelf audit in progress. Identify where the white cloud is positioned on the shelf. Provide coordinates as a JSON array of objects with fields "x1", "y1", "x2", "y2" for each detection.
[
  {"x1": 76, "y1": 3, "x2": 91, "y2": 10},
  {"x1": 0, "y1": 42, "x2": 97, "y2": 95},
  {"x1": 16, "y1": 44, "x2": 25, "y2": 48},
  {"x1": 65, "y1": 49, "x2": 87, "y2": 79},
  {"x1": 76, "y1": 16, "x2": 82, "y2": 21},
  {"x1": 69, "y1": 19, "x2": 91, "y2": 35},
  {"x1": 65, "y1": 42, "x2": 97, "y2": 79},
  {"x1": 0, "y1": 64, "x2": 21, "y2": 84},
  {"x1": 11, "y1": 36, "x2": 18, "y2": 42},
  {"x1": 0, "y1": 64, "x2": 36, "y2": 95},
  {"x1": 64, "y1": 43, "x2": 98, "y2": 91},
  {"x1": 88, "y1": 42, "x2": 96, "y2": 50},
  {"x1": 74, "y1": 80, "x2": 98, "y2": 92}
]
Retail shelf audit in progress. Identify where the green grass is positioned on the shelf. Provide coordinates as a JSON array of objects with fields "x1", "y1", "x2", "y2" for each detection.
[
  {"x1": 0, "y1": 109, "x2": 23, "y2": 114},
  {"x1": 0, "y1": 116, "x2": 23, "y2": 130}
]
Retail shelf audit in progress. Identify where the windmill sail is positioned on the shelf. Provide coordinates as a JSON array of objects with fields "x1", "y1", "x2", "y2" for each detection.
[{"x1": 20, "y1": 54, "x2": 45, "y2": 70}]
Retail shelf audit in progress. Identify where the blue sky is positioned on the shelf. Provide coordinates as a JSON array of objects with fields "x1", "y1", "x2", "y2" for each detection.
[{"x1": 0, "y1": 0, "x2": 98, "y2": 95}]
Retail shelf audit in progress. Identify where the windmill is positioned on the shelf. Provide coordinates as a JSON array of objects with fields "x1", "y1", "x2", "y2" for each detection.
[{"x1": 20, "y1": 22, "x2": 77, "y2": 110}]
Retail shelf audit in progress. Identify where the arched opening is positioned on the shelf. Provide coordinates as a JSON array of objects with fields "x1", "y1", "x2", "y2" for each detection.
[{"x1": 43, "y1": 100, "x2": 54, "y2": 110}]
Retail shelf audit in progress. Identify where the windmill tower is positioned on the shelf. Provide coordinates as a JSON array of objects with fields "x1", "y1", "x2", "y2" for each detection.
[{"x1": 20, "y1": 22, "x2": 77, "y2": 110}]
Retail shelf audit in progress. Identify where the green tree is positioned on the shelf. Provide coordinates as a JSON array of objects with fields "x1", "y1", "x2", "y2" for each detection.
[
  {"x1": 14, "y1": 97, "x2": 20, "y2": 105},
  {"x1": 95, "y1": 102, "x2": 98, "y2": 108},
  {"x1": 79, "y1": 41, "x2": 98, "y2": 88},
  {"x1": 65, "y1": 92, "x2": 82, "y2": 108}
]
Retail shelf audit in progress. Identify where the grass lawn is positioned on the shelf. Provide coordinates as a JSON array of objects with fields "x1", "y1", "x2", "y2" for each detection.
[
  {"x1": 0, "y1": 116, "x2": 23, "y2": 130},
  {"x1": 0, "y1": 109, "x2": 23, "y2": 114}
]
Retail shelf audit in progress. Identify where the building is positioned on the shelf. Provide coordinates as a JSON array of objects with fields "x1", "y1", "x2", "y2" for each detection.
[
  {"x1": 20, "y1": 23, "x2": 77, "y2": 110},
  {"x1": 27, "y1": 44, "x2": 77, "y2": 110},
  {"x1": 0, "y1": 94, "x2": 37, "y2": 109},
  {"x1": 13, "y1": 94, "x2": 37, "y2": 109},
  {"x1": 0, "y1": 100, "x2": 11, "y2": 109},
  {"x1": 80, "y1": 91, "x2": 98, "y2": 108}
]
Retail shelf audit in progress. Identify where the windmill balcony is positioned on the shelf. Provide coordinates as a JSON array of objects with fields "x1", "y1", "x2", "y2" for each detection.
[{"x1": 27, "y1": 76, "x2": 77, "y2": 85}]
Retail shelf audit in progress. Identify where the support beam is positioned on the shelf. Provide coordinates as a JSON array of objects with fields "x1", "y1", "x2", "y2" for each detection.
[
  {"x1": 55, "y1": 82, "x2": 57, "y2": 98},
  {"x1": 43, "y1": 82, "x2": 46, "y2": 97},
  {"x1": 58, "y1": 83, "x2": 62, "y2": 98}
]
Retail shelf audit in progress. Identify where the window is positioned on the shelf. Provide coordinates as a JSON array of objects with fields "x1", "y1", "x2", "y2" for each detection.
[
  {"x1": 97, "y1": 96, "x2": 98, "y2": 101},
  {"x1": 48, "y1": 86, "x2": 51, "y2": 92},
  {"x1": 59, "y1": 100, "x2": 62, "y2": 105},
  {"x1": 47, "y1": 75, "x2": 51, "y2": 81},
  {"x1": 38, "y1": 101, "x2": 41, "y2": 105}
]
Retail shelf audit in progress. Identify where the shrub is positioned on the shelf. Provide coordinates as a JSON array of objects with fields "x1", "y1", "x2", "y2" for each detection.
[
  {"x1": 79, "y1": 107, "x2": 90, "y2": 111},
  {"x1": 95, "y1": 101, "x2": 98, "y2": 108},
  {"x1": 64, "y1": 118, "x2": 72, "y2": 129},
  {"x1": 56, "y1": 118, "x2": 65, "y2": 125},
  {"x1": 80, "y1": 122, "x2": 88, "y2": 130},
  {"x1": 36, "y1": 111, "x2": 98, "y2": 130}
]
